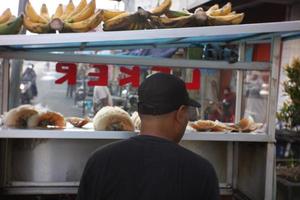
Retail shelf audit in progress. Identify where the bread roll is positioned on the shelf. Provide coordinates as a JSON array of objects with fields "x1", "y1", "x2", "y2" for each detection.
[
  {"x1": 3, "y1": 105, "x2": 39, "y2": 128},
  {"x1": 131, "y1": 111, "x2": 141, "y2": 130},
  {"x1": 27, "y1": 111, "x2": 66, "y2": 129},
  {"x1": 66, "y1": 117, "x2": 91, "y2": 128},
  {"x1": 190, "y1": 120, "x2": 216, "y2": 131},
  {"x1": 93, "y1": 106, "x2": 134, "y2": 131}
]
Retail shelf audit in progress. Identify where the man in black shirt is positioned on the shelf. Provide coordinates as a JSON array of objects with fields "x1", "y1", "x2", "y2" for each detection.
[{"x1": 77, "y1": 73, "x2": 220, "y2": 200}]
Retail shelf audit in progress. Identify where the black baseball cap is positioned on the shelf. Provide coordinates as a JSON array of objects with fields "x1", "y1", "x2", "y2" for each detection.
[{"x1": 138, "y1": 73, "x2": 201, "y2": 115}]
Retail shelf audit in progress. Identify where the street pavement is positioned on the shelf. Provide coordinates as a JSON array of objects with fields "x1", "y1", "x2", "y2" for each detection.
[{"x1": 32, "y1": 63, "x2": 83, "y2": 117}]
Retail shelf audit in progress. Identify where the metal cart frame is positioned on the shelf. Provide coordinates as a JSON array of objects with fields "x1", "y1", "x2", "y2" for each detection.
[{"x1": 1, "y1": 21, "x2": 300, "y2": 199}]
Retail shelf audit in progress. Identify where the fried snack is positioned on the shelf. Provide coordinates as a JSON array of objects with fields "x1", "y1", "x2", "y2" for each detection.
[
  {"x1": 189, "y1": 120, "x2": 216, "y2": 131},
  {"x1": 131, "y1": 111, "x2": 141, "y2": 130},
  {"x1": 27, "y1": 111, "x2": 66, "y2": 129},
  {"x1": 211, "y1": 120, "x2": 235, "y2": 132},
  {"x1": 66, "y1": 117, "x2": 91, "y2": 128},
  {"x1": 186, "y1": 123, "x2": 197, "y2": 132},
  {"x1": 229, "y1": 118, "x2": 262, "y2": 132},
  {"x1": 93, "y1": 106, "x2": 134, "y2": 131},
  {"x1": 3, "y1": 105, "x2": 39, "y2": 128}
]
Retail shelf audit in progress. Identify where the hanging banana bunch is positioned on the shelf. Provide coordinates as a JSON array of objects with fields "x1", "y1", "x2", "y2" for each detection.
[
  {"x1": 103, "y1": 7, "x2": 152, "y2": 31},
  {"x1": 150, "y1": 0, "x2": 172, "y2": 16},
  {"x1": 101, "y1": 0, "x2": 196, "y2": 31},
  {"x1": 205, "y1": 3, "x2": 244, "y2": 25},
  {"x1": 150, "y1": 1, "x2": 243, "y2": 28},
  {"x1": 0, "y1": 8, "x2": 24, "y2": 35},
  {"x1": 102, "y1": 0, "x2": 174, "y2": 31},
  {"x1": 102, "y1": 9, "x2": 126, "y2": 23},
  {"x1": 23, "y1": 0, "x2": 102, "y2": 34}
]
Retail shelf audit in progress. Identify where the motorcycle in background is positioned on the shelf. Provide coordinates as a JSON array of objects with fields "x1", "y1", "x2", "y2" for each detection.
[
  {"x1": 20, "y1": 80, "x2": 33, "y2": 104},
  {"x1": 120, "y1": 87, "x2": 138, "y2": 114},
  {"x1": 19, "y1": 64, "x2": 37, "y2": 104}
]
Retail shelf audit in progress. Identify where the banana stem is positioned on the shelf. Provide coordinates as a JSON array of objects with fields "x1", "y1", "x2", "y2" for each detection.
[{"x1": 50, "y1": 18, "x2": 64, "y2": 31}]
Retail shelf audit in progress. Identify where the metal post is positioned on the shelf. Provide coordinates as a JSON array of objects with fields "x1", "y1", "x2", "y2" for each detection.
[
  {"x1": 232, "y1": 142, "x2": 239, "y2": 188},
  {"x1": 230, "y1": 42, "x2": 246, "y2": 189},
  {"x1": 267, "y1": 36, "x2": 281, "y2": 140},
  {"x1": 2, "y1": 59, "x2": 10, "y2": 113},
  {"x1": 200, "y1": 71, "x2": 206, "y2": 119},
  {"x1": 8, "y1": 0, "x2": 28, "y2": 109},
  {"x1": 265, "y1": 143, "x2": 276, "y2": 200},
  {"x1": 0, "y1": 59, "x2": 11, "y2": 190},
  {"x1": 18, "y1": 0, "x2": 28, "y2": 33},
  {"x1": 0, "y1": 60, "x2": 3, "y2": 114},
  {"x1": 226, "y1": 142, "x2": 233, "y2": 186},
  {"x1": 235, "y1": 42, "x2": 246, "y2": 122},
  {"x1": 264, "y1": 36, "x2": 281, "y2": 200}
]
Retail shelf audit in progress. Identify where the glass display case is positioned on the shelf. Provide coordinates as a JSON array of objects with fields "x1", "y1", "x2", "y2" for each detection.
[{"x1": 1, "y1": 21, "x2": 300, "y2": 199}]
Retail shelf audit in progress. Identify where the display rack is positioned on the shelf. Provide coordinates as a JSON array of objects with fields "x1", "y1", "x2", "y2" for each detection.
[
  {"x1": 0, "y1": 128, "x2": 272, "y2": 142},
  {"x1": 1, "y1": 20, "x2": 300, "y2": 200}
]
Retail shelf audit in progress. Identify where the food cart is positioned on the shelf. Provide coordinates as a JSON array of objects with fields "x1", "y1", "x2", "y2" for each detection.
[{"x1": 1, "y1": 20, "x2": 300, "y2": 199}]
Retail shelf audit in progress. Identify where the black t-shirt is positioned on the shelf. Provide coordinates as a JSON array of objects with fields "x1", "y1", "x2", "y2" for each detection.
[{"x1": 77, "y1": 135, "x2": 220, "y2": 200}]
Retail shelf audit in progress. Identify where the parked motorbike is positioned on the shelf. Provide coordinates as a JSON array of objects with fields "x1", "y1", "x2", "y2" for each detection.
[
  {"x1": 121, "y1": 88, "x2": 138, "y2": 114},
  {"x1": 20, "y1": 64, "x2": 37, "y2": 104},
  {"x1": 20, "y1": 80, "x2": 33, "y2": 104}
]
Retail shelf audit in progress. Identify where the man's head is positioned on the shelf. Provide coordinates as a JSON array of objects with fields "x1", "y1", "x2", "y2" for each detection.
[{"x1": 138, "y1": 73, "x2": 200, "y2": 143}]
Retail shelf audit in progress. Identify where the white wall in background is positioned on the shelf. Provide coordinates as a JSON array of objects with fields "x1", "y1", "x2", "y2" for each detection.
[
  {"x1": 0, "y1": 0, "x2": 124, "y2": 15},
  {"x1": 124, "y1": 0, "x2": 209, "y2": 12},
  {"x1": 277, "y1": 39, "x2": 300, "y2": 111}
]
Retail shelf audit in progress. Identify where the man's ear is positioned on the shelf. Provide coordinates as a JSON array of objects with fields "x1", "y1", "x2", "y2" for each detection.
[{"x1": 175, "y1": 105, "x2": 188, "y2": 123}]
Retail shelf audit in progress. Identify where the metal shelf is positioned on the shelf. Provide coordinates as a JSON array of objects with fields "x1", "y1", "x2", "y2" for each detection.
[
  {"x1": 0, "y1": 128, "x2": 273, "y2": 142},
  {"x1": 0, "y1": 51, "x2": 271, "y2": 70},
  {"x1": 3, "y1": 182, "x2": 232, "y2": 195},
  {"x1": 0, "y1": 21, "x2": 299, "y2": 52}
]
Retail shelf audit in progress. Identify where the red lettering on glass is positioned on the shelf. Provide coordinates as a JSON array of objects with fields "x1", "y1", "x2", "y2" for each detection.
[
  {"x1": 186, "y1": 69, "x2": 201, "y2": 90},
  {"x1": 119, "y1": 66, "x2": 140, "y2": 88},
  {"x1": 88, "y1": 64, "x2": 108, "y2": 86},
  {"x1": 151, "y1": 66, "x2": 171, "y2": 74},
  {"x1": 55, "y1": 63, "x2": 77, "y2": 85}
]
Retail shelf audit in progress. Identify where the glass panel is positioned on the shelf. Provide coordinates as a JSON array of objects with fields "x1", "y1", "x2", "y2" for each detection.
[
  {"x1": 242, "y1": 70, "x2": 270, "y2": 124},
  {"x1": 0, "y1": 59, "x2": 3, "y2": 114},
  {"x1": 6, "y1": 53, "x2": 269, "y2": 132}
]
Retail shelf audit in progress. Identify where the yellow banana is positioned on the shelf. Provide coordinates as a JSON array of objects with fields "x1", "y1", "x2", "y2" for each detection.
[
  {"x1": 25, "y1": 1, "x2": 48, "y2": 24},
  {"x1": 134, "y1": 23, "x2": 141, "y2": 30},
  {"x1": 145, "y1": 21, "x2": 153, "y2": 29},
  {"x1": 165, "y1": 10, "x2": 191, "y2": 18},
  {"x1": 52, "y1": 4, "x2": 63, "y2": 19},
  {"x1": 208, "y1": 13, "x2": 244, "y2": 25},
  {"x1": 23, "y1": 16, "x2": 51, "y2": 33},
  {"x1": 138, "y1": 23, "x2": 145, "y2": 30},
  {"x1": 0, "y1": 14, "x2": 23, "y2": 35},
  {"x1": 67, "y1": 0, "x2": 87, "y2": 18},
  {"x1": 63, "y1": 10, "x2": 102, "y2": 32},
  {"x1": 150, "y1": 15, "x2": 194, "y2": 28},
  {"x1": 60, "y1": 0, "x2": 75, "y2": 20},
  {"x1": 40, "y1": 4, "x2": 50, "y2": 20},
  {"x1": 103, "y1": 12, "x2": 138, "y2": 31},
  {"x1": 206, "y1": 4, "x2": 219, "y2": 13},
  {"x1": 0, "y1": 8, "x2": 12, "y2": 24},
  {"x1": 151, "y1": 0, "x2": 172, "y2": 16},
  {"x1": 230, "y1": 13, "x2": 244, "y2": 24},
  {"x1": 128, "y1": 22, "x2": 136, "y2": 30},
  {"x1": 207, "y1": 2, "x2": 231, "y2": 16},
  {"x1": 133, "y1": 23, "x2": 141, "y2": 30},
  {"x1": 67, "y1": 0, "x2": 95, "y2": 23},
  {"x1": 102, "y1": 9, "x2": 126, "y2": 22}
]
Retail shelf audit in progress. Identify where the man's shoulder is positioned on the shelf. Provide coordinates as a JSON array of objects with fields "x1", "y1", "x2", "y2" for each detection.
[
  {"x1": 91, "y1": 139, "x2": 128, "y2": 155},
  {"x1": 89, "y1": 136, "x2": 213, "y2": 170}
]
